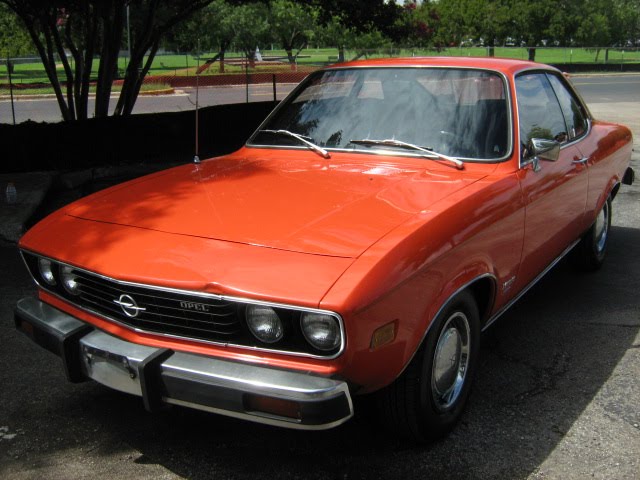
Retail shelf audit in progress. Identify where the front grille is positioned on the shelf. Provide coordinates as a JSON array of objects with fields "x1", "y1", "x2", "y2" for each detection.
[
  {"x1": 72, "y1": 269, "x2": 242, "y2": 342},
  {"x1": 22, "y1": 251, "x2": 343, "y2": 357}
]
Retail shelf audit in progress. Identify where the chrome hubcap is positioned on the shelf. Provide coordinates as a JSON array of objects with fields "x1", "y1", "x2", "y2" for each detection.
[
  {"x1": 431, "y1": 312, "x2": 470, "y2": 411},
  {"x1": 595, "y1": 201, "x2": 609, "y2": 253}
]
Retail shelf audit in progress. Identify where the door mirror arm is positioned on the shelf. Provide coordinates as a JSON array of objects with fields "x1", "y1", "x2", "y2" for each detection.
[{"x1": 521, "y1": 138, "x2": 561, "y2": 171}]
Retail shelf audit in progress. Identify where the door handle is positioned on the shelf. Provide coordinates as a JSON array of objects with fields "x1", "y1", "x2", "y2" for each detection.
[{"x1": 572, "y1": 157, "x2": 589, "y2": 165}]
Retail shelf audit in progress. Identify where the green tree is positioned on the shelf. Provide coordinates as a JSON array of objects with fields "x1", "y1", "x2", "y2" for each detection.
[
  {"x1": 229, "y1": 2, "x2": 271, "y2": 67},
  {"x1": 269, "y1": 0, "x2": 318, "y2": 64},
  {"x1": 348, "y1": 28, "x2": 392, "y2": 60},
  {"x1": 0, "y1": 3, "x2": 32, "y2": 59},
  {"x1": 311, "y1": 0, "x2": 401, "y2": 40},
  {"x1": 391, "y1": 1, "x2": 440, "y2": 48},
  {"x1": 1, "y1": 0, "x2": 214, "y2": 121},
  {"x1": 166, "y1": 0, "x2": 235, "y2": 72},
  {"x1": 316, "y1": 14, "x2": 352, "y2": 61},
  {"x1": 435, "y1": 0, "x2": 510, "y2": 55},
  {"x1": 508, "y1": 0, "x2": 564, "y2": 61}
]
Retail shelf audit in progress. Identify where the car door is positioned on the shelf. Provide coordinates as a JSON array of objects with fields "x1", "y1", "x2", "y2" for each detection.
[
  {"x1": 546, "y1": 72, "x2": 608, "y2": 231},
  {"x1": 514, "y1": 71, "x2": 589, "y2": 290}
]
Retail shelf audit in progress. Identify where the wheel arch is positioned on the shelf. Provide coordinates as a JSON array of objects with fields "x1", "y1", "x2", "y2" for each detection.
[
  {"x1": 610, "y1": 180, "x2": 622, "y2": 201},
  {"x1": 467, "y1": 275, "x2": 497, "y2": 327},
  {"x1": 393, "y1": 273, "x2": 497, "y2": 383}
]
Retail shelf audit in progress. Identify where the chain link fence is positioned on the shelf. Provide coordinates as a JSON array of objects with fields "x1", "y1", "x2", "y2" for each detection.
[{"x1": 2, "y1": 46, "x2": 639, "y2": 124}]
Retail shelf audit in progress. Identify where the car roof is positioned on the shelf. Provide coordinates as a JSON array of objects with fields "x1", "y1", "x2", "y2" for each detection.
[{"x1": 327, "y1": 56, "x2": 557, "y2": 76}]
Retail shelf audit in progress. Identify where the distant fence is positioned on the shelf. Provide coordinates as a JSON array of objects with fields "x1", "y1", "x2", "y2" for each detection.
[
  {"x1": 1, "y1": 47, "x2": 639, "y2": 124},
  {"x1": 0, "y1": 101, "x2": 276, "y2": 173}
]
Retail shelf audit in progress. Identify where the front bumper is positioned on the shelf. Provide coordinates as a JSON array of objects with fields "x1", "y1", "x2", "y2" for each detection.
[{"x1": 15, "y1": 297, "x2": 353, "y2": 430}]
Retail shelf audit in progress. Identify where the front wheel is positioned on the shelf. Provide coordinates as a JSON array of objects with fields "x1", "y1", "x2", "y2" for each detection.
[
  {"x1": 376, "y1": 290, "x2": 480, "y2": 442},
  {"x1": 572, "y1": 196, "x2": 612, "y2": 271}
]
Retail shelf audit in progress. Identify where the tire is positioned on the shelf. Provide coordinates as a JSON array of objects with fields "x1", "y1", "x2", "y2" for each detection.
[
  {"x1": 572, "y1": 196, "x2": 612, "y2": 271},
  {"x1": 376, "y1": 290, "x2": 481, "y2": 443}
]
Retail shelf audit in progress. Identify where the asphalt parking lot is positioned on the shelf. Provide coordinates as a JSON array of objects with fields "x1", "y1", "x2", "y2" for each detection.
[{"x1": 0, "y1": 92, "x2": 638, "y2": 479}]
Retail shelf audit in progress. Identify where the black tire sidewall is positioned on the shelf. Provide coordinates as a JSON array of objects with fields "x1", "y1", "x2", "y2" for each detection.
[
  {"x1": 574, "y1": 196, "x2": 612, "y2": 271},
  {"x1": 414, "y1": 290, "x2": 481, "y2": 439},
  {"x1": 589, "y1": 197, "x2": 612, "y2": 265}
]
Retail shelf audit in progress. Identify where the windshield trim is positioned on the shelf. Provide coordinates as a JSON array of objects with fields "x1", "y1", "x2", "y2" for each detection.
[{"x1": 246, "y1": 66, "x2": 514, "y2": 164}]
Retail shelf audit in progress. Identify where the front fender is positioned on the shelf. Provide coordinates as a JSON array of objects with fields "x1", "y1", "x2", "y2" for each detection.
[{"x1": 321, "y1": 173, "x2": 525, "y2": 393}]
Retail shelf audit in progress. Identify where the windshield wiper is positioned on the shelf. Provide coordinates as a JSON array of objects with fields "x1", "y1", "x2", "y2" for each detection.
[
  {"x1": 260, "y1": 129, "x2": 330, "y2": 159},
  {"x1": 349, "y1": 138, "x2": 464, "y2": 170}
]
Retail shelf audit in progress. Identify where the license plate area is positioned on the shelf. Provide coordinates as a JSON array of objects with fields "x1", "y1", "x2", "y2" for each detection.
[{"x1": 79, "y1": 331, "x2": 160, "y2": 396}]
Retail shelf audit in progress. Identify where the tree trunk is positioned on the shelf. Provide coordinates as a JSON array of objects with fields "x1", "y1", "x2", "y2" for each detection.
[
  {"x1": 487, "y1": 46, "x2": 495, "y2": 57},
  {"x1": 338, "y1": 46, "x2": 345, "y2": 63},
  {"x1": 6, "y1": 0, "x2": 214, "y2": 122},
  {"x1": 285, "y1": 47, "x2": 295, "y2": 64},
  {"x1": 49, "y1": 21, "x2": 77, "y2": 120},
  {"x1": 219, "y1": 46, "x2": 226, "y2": 73},
  {"x1": 94, "y1": 3, "x2": 124, "y2": 118},
  {"x1": 594, "y1": 48, "x2": 601, "y2": 62},
  {"x1": 528, "y1": 47, "x2": 536, "y2": 62},
  {"x1": 245, "y1": 49, "x2": 256, "y2": 68},
  {"x1": 35, "y1": 23, "x2": 73, "y2": 121},
  {"x1": 118, "y1": 40, "x2": 161, "y2": 116}
]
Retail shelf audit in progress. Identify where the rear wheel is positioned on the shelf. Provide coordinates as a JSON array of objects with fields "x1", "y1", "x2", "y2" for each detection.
[
  {"x1": 572, "y1": 196, "x2": 612, "y2": 271},
  {"x1": 376, "y1": 290, "x2": 480, "y2": 442}
]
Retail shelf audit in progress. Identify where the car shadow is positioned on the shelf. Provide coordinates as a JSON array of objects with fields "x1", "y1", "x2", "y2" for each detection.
[{"x1": 1, "y1": 225, "x2": 638, "y2": 479}]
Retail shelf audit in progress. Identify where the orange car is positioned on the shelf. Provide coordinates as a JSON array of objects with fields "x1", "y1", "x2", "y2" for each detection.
[{"x1": 15, "y1": 57, "x2": 634, "y2": 442}]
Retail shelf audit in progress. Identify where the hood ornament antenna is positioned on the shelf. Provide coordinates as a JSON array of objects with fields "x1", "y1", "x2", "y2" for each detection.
[{"x1": 194, "y1": 38, "x2": 201, "y2": 164}]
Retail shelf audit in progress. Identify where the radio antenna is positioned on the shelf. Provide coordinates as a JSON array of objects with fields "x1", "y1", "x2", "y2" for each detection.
[{"x1": 194, "y1": 38, "x2": 201, "y2": 164}]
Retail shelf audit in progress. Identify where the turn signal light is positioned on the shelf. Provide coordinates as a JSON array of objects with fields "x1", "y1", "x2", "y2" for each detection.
[
  {"x1": 370, "y1": 321, "x2": 397, "y2": 350},
  {"x1": 244, "y1": 394, "x2": 302, "y2": 421}
]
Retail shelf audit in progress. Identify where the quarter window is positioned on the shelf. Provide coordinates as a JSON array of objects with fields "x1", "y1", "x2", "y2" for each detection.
[
  {"x1": 516, "y1": 73, "x2": 568, "y2": 148},
  {"x1": 546, "y1": 74, "x2": 588, "y2": 140}
]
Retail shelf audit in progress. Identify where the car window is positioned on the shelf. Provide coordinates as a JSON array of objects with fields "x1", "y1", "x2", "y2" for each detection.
[
  {"x1": 250, "y1": 68, "x2": 510, "y2": 161},
  {"x1": 546, "y1": 73, "x2": 588, "y2": 140},
  {"x1": 515, "y1": 72, "x2": 568, "y2": 147}
]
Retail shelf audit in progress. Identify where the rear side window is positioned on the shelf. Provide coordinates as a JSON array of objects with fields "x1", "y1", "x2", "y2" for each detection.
[
  {"x1": 546, "y1": 74, "x2": 588, "y2": 140},
  {"x1": 515, "y1": 73, "x2": 568, "y2": 146}
]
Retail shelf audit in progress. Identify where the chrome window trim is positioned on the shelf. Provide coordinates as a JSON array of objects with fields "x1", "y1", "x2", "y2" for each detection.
[
  {"x1": 20, "y1": 249, "x2": 346, "y2": 361},
  {"x1": 246, "y1": 65, "x2": 514, "y2": 165},
  {"x1": 513, "y1": 67, "x2": 593, "y2": 170}
]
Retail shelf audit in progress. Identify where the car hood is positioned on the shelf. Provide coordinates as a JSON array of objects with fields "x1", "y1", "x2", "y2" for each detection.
[{"x1": 68, "y1": 151, "x2": 486, "y2": 258}]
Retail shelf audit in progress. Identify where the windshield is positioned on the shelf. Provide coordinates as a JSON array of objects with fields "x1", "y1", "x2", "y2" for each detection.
[{"x1": 249, "y1": 67, "x2": 510, "y2": 161}]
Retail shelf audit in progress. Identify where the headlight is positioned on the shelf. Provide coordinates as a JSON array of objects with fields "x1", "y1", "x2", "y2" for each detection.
[
  {"x1": 60, "y1": 266, "x2": 80, "y2": 295},
  {"x1": 38, "y1": 258, "x2": 56, "y2": 285},
  {"x1": 301, "y1": 313, "x2": 341, "y2": 351},
  {"x1": 246, "y1": 305, "x2": 284, "y2": 344}
]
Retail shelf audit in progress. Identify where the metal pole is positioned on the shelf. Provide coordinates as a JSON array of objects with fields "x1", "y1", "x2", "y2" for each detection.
[
  {"x1": 272, "y1": 73, "x2": 276, "y2": 102},
  {"x1": 7, "y1": 56, "x2": 16, "y2": 125},
  {"x1": 194, "y1": 39, "x2": 200, "y2": 163},
  {"x1": 126, "y1": 4, "x2": 131, "y2": 70},
  {"x1": 245, "y1": 58, "x2": 249, "y2": 103}
]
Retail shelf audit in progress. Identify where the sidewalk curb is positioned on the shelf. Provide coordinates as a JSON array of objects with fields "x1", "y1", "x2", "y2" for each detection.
[{"x1": 0, "y1": 88, "x2": 176, "y2": 101}]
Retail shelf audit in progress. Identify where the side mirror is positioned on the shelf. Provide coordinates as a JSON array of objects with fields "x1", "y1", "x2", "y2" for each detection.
[{"x1": 522, "y1": 138, "x2": 561, "y2": 171}]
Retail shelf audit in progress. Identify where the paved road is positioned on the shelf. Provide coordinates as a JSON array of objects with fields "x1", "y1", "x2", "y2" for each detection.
[
  {"x1": 0, "y1": 82, "x2": 293, "y2": 124},
  {"x1": 0, "y1": 80, "x2": 639, "y2": 480},
  {"x1": 1, "y1": 73, "x2": 639, "y2": 124},
  {"x1": 571, "y1": 74, "x2": 640, "y2": 103}
]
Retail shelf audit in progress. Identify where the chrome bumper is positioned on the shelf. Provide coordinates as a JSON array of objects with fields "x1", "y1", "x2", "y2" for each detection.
[{"x1": 15, "y1": 297, "x2": 353, "y2": 430}]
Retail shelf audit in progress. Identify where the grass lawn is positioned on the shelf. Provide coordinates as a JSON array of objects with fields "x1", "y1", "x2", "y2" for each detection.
[
  {"x1": 2, "y1": 47, "x2": 639, "y2": 85},
  {"x1": 0, "y1": 81, "x2": 172, "y2": 96}
]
